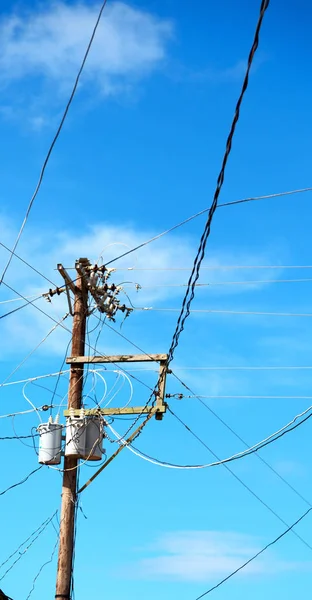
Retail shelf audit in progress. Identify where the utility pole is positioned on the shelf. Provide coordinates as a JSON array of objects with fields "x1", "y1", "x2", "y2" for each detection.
[
  {"x1": 49, "y1": 258, "x2": 167, "y2": 599},
  {"x1": 55, "y1": 259, "x2": 88, "y2": 600}
]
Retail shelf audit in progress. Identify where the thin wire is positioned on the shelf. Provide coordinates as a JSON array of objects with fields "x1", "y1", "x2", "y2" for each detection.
[
  {"x1": 0, "y1": 511, "x2": 57, "y2": 581},
  {"x1": 0, "y1": 295, "x2": 39, "y2": 305},
  {"x1": 114, "y1": 265, "x2": 312, "y2": 271},
  {"x1": 0, "y1": 0, "x2": 109, "y2": 286},
  {"x1": 0, "y1": 281, "x2": 152, "y2": 393},
  {"x1": 195, "y1": 508, "x2": 312, "y2": 599},
  {"x1": 134, "y1": 307, "x2": 312, "y2": 317},
  {"x1": 0, "y1": 241, "x2": 57, "y2": 287},
  {"x1": 0, "y1": 313, "x2": 69, "y2": 388},
  {"x1": 0, "y1": 466, "x2": 43, "y2": 497},
  {"x1": 105, "y1": 189, "x2": 312, "y2": 268},
  {"x1": 25, "y1": 529, "x2": 59, "y2": 600},
  {"x1": 104, "y1": 320, "x2": 312, "y2": 510},
  {"x1": 169, "y1": 409, "x2": 312, "y2": 551},
  {"x1": 125, "y1": 278, "x2": 312, "y2": 287},
  {"x1": 125, "y1": 405, "x2": 312, "y2": 470},
  {"x1": 170, "y1": 371, "x2": 312, "y2": 508},
  {"x1": 0, "y1": 297, "x2": 42, "y2": 320},
  {"x1": 172, "y1": 394, "x2": 312, "y2": 399}
]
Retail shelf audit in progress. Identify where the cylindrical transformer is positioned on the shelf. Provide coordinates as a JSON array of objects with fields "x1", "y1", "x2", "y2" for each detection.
[
  {"x1": 65, "y1": 416, "x2": 87, "y2": 458},
  {"x1": 38, "y1": 421, "x2": 63, "y2": 465},
  {"x1": 82, "y1": 416, "x2": 104, "y2": 461}
]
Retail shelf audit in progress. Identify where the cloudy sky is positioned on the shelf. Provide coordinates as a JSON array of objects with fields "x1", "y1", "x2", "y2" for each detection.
[{"x1": 1, "y1": 1, "x2": 312, "y2": 599}]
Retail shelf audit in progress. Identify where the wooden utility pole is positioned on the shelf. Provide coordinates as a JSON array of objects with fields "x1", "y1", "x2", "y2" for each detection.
[
  {"x1": 51, "y1": 257, "x2": 167, "y2": 599},
  {"x1": 55, "y1": 260, "x2": 88, "y2": 599}
]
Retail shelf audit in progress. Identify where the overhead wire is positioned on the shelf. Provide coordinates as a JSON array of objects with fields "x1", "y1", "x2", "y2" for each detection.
[
  {"x1": 103, "y1": 320, "x2": 312, "y2": 515},
  {"x1": 0, "y1": 313, "x2": 69, "y2": 389},
  {"x1": 167, "y1": 407, "x2": 312, "y2": 551},
  {"x1": 104, "y1": 188, "x2": 312, "y2": 268},
  {"x1": 0, "y1": 466, "x2": 43, "y2": 497},
  {"x1": 194, "y1": 507, "x2": 312, "y2": 599},
  {"x1": 170, "y1": 371, "x2": 312, "y2": 509},
  {"x1": 0, "y1": 241, "x2": 57, "y2": 287},
  {"x1": 0, "y1": 0, "x2": 109, "y2": 287},
  {"x1": 0, "y1": 296, "x2": 42, "y2": 320},
  {"x1": 134, "y1": 307, "x2": 312, "y2": 317},
  {"x1": 0, "y1": 511, "x2": 57, "y2": 582},
  {"x1": 119, "y1": 404, "x2": 312, "y2": 470},
  {"x1": 0, "y1": 280, "x2": 153, "y2": 394},
  {"x1": 114, "y1": 265, "x2": 312, "y2": 271},
  {"x1": 25, "y1": 526, "x2": 59, "y2": 600}
]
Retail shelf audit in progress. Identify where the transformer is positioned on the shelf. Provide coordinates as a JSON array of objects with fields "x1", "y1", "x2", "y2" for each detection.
[{"x1": 38, "y1": 418, "x2": 63, "y2": 465}]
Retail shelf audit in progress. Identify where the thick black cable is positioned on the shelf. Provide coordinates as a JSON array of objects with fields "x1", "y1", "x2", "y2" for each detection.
[
  {"x1": 105, "y1": 0, "x2": 269, "y2": 275},
  {"x1": 195, "y1": 507, "x2": 312, "y2": 599},
  {"x1": 167, "y1": 0, "x2": 270, "y2": 362},
  {"x1": 0, "y1": 0, "x2": 108, "y2": 287}
]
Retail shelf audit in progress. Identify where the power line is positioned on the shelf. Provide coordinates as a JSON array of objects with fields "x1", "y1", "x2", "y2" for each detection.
[
  {"x1": 170, "y1": 370, "x2": 312, "y2": 509},
  {"x1": 170, "y1": 394, "x2": 312, "y2": 399},
  {"x1": 107, "y1": 0, "x2": 270, "y2": 293},
  {"x1": 25, "y1": 532, "x2": 59, "y2": 600},
  {"x1": 0, "y1": 0, "x2": 108, "y2": 287},
  {"x1": 104, "y1": 187, "x2": 312, "y2": 268},
  {"x1": 0, "y1": 511, "x2": 57, "y2": 581},
  {"x1": 114, "y1": 265, "x2": 312, "y2": 271},
  {"x1": 0, "y1": 313, "x2": 69, "y2": 389},
  {"x1": 134, "y1": 307, "x2": 312, "y2": 317},
  {"x1": 0, "y1": 466, "x2": 43, "y2": 497},
  {"x1": 0, "y1": 295, "x2": 40, "y2": 305},
  {"x1": 154, "y1": 0, "x2": 268, "y2": 360},
  {"x1": 0, "y1": 280, "x2": 152, "y2": 393},
  {"x1": 125, "y1": 404, "x2": 312, "y2": 470},
  {"x1": 0, "y1": 241, "x2": 57, "y2": 287},
  {"x1": 125, "y1": 277, "x2": 312, "y2": 287},
  {"x1": 194, "y1": 507, "x2": 312, "y2": 599},
  {"x1": 0, "y1": 296, "x2": 42, "y2": 320},
  {"x1": 103, "y1": 320, "x2": 312, "y2": 515},
  {"x1": 168, "y1": 407, "x2": 312, "y2": 551}
]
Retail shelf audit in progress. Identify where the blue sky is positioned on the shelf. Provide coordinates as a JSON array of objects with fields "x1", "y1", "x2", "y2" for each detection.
[{"x1": 1, "y1": 1, "x2": 312, "y2": 599}]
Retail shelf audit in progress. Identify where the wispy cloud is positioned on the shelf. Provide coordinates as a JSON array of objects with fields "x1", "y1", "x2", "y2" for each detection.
[
  {"x1": 0, "y1": 218, "x2": 288, "y2": 361},
  {"x1": 124, "y1": 530, "x2": 309, "y2": 582},
  {"x1": 0, "y1": 1, "x2": 173, "y2": 122}
]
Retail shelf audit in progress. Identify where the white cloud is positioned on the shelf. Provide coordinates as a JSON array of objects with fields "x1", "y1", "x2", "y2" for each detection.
[
  {"x1": 0, "y1": 217, "x2": 288, "y2": 363},
  {"x1": 126, "y1": 530, "x2": 309, "y2": 582},
  {"x1": 0, "y1": 1, "x2": 173, "y2": 99}
]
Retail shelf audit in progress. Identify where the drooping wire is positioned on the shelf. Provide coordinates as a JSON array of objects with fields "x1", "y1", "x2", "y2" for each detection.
[
  {"x1": 194, "y1": 508, "x2": 312, "y2": 599},
  {"x1": 0, "y1": 466, "x2": 43, "y2": 497},
  {"x1": 167, "y1": 408, "x2": 312, "y2": 552},
  {"x1": 170, "y1": 371, "x2": 312, "y2": 508},
  {"x1": 0, "y1": 0, "x2": 109, "y2": 287},
  {"x1": 103, "y1": 318, "x2": 312, "y2": 508},
  {"x1": 119, "y1": 404, "x2": 312, "y2": 470}
]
